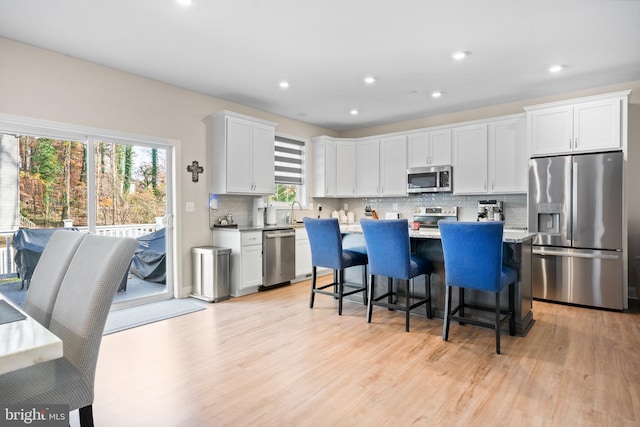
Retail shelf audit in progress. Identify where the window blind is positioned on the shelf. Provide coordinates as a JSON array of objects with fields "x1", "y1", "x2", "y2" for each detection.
[{"x1": 274, "y1": 135, "x2": 304, "y2": 185}]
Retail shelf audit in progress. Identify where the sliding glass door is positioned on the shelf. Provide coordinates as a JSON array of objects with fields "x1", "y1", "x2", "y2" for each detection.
[{"x1": 0, "y1": 127, "x2": 174, "y2": 309}]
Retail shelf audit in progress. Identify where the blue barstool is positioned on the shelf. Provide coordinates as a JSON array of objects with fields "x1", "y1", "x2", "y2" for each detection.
[
  {"x1": 439, "y1": 221, "x2": 516, "y2": 354},
  {"x1": 304, "y1": 217, "x2": 368, "y2": 315},
  {"x1": 360, "y1": 219, "x2": 433, "y2": 332}
]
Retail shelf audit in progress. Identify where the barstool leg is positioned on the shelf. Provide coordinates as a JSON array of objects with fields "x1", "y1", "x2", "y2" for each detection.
[
  {"x1": 338, "y1": 269, "x2": 344, "y2": 315},
  {"x1": 362, "y1": 265, "x2": 368, "y2": 305},
  {"x1": 310, "y1": 266, "x2": 317, "y2": 308},
  {"x1": 443, "y1": 285, "x2": 451, "y2": 341},
  {"x1": 367, "y1": 274, "x2": 374, "y2": 323},
  {"x1": 405, "y1": 279, "x2": 411, "y2": 332},
  {"x1": 495, "y1": 292, "x2": 501, "y2": 354}
]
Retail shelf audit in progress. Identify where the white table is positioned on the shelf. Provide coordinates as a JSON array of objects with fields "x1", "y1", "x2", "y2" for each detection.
[{"x1": 0, "y1": 294, "x2": 63, "y2": 375}]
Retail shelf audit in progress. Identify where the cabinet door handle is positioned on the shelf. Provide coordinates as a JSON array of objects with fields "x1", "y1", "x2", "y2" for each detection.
[
  {"x1": 569, "y1": 138, "x2": 572, "y2": 149},
  {"x1": 484, "y1": 181, "x2": 487, "y2": 190},
  {"x1": 575, "y1": 138, "x2": 578, "y2": 148}
]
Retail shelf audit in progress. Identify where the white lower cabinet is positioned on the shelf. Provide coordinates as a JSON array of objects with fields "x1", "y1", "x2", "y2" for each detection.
[
  {"x1": 295, "y1": 227, "x2": 312, "y2": 280},
  {"x1": 213, "y1": 230, "x2": 262, "y2": 297}
]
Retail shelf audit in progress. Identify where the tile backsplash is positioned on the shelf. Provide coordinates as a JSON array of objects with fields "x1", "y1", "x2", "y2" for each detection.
[{"x1": 210, "y1": 193, "x2": 527, "y2": 229}]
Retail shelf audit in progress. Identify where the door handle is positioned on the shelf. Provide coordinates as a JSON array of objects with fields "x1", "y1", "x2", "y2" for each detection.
[{"x1": 265, "y1": 233, "x2": 296, "y2": 239}]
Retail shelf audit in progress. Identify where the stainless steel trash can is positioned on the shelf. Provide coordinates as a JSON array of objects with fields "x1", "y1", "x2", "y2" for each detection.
[{"x1": 191, "y1": 246, "x2": 231, "y2": 302}]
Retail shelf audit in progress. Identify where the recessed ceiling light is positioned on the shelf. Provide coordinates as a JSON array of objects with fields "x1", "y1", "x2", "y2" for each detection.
[
  {"x1": 279, "y1": 81, "x2": 290, "y2": 89},
  {"x1": 176, "y1": 0, "x2": 192, "y2": 6},
  {"x1": 431, "y1": 91, "x2": 443, "y2": 98},
  {"x1": 452, "y1": 51, "x2": 467, "y2": 60},
  {"x1": 350, "y1": 109, "x2": 359, "y2": 116},
  {"x1": 549, "y1": 64, "x2": 564, "y2": 73},
  {"x1": 364, "y1": 76, "x2": 376, "y2": 85}
]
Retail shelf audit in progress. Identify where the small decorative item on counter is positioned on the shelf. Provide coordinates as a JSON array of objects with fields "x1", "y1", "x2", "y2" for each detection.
[
  {"x1": 331, "y1": 210, "x2": 340, "y2": 220},
  {"x1": 226, "y1": 212, "x2": 233, "y2": 224},
  {"x1": 347, "y1": 211, "x2": 355, "y2": 223},
  {"x1": 338, "y1": 209, "x2": 347, "y2": 223},
  {"x1": 371, "y1": 210, "x2": 378, "y2": 219},
  {"x1": 411, "y1": 221, "x2": 420, "y2": 230},
  {"x1": 364, "y1": 206, "x2": 372, "y2": 216}
]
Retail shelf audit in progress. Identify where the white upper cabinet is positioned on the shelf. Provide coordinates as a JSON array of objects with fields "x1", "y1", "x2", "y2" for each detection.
[
  {"x1": 407, "y1": 129, "x2": 452, "y2": 168},
  {"x1": 380, "y1": 135, "x2": 408, "y2": 196},
  {"x1": 453, "y1": 115, "x2": 528, "y2": 195},
  {"x1": 356, "y1": 135, "x2": 407, "y2": 197},
  {"x1": 453, "y1": 124, "x2": 489, "y2": 194},
  {"x1": 526, "y1": 91, "x2": 629, "y2": 157},
  {"x1": 489, "y1": 116, "x2": 527, "y2": 193},
  {"x1": 336, "y1": 140, "x2": 356, "y2": 197},
  {"x1": 356, "y1": 138, "x2": 380, "y2": 197},
  {"x1": 312, "y1": 136, "x2": 337, "y2": 197},
  {"x1": 207, "y1": 111, "x2": 277, "y2": 195}
]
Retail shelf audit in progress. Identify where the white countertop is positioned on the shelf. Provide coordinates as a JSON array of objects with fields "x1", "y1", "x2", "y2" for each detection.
[
  {"x1": 0, "y1": 295, "x2": 63, "y2": 375},
  {"x1": 339, "y1": 223, "x2": 534, "y2": 243}
]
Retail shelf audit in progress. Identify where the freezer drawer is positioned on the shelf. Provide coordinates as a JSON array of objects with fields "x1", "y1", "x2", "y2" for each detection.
[{"x1": 532, "y1": 247, "x2": 623, "y2": 310}]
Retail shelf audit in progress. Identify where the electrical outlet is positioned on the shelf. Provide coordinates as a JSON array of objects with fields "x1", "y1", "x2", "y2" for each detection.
[
  {"x1": 318, "y1": 204, "x2": 322, "y2": 211},
  {"x1": 186, "y1": 202, "x2": 195, "y2": 212},
  {"x1": 344, "y1": 203, "x2": 348, "y2": 211}
]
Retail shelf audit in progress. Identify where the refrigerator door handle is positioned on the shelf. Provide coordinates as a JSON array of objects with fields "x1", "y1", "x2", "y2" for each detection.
[
  {"x1": 570, "y1": 160, "x2": 577, "y2": 243},
  {"x1": 532, "y1": 248, "x2": 621, "y2": 260}
]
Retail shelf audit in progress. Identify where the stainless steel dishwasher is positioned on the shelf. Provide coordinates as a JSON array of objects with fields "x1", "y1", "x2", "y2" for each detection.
[{"x1": 261, "y1": 228, "x2": 296, "y2": 290}]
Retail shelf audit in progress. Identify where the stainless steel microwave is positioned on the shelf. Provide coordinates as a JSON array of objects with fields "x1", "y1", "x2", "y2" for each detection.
[{"x1": 407, "y1": 166, "x2": 452, "y2": 193}]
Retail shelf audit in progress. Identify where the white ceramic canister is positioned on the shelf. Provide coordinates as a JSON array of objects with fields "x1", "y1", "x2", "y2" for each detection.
[{"x1": 347, "y1": 211, "x2": 355, "y2": 223}]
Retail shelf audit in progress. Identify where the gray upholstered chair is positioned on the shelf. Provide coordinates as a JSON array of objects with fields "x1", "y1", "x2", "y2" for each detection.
[
  {"x1": 0, "y1": 234, "x2": 137, "y2": 427},
  {"x1": 23, "y1": 230, "x2": 87, "y2": 327}
]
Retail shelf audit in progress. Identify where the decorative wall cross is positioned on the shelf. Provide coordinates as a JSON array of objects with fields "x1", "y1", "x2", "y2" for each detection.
[{"x1": 187, "y1": 160, "x2": 204, "y2": 183}]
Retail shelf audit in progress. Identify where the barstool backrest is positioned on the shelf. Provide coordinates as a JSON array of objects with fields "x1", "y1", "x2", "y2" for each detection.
[
  {"x1": 304, "y1": 217, "x2": 344, "y2": 270},
  {"x1": 439, "y1": 221, "x2": 504, "y2": 291},
  {"x1": 360, "y1": 219, "x2": 412, "y2": 280}
]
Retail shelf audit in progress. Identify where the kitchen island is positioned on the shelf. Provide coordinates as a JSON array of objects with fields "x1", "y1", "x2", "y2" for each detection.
[{"x1": 340, "y1": 225, "x2": 535, "y2": 336}]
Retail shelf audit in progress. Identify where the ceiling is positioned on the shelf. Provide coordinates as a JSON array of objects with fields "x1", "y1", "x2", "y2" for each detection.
[{"x1": 1, "y1": 0, "x2": 639, "y2": 132}]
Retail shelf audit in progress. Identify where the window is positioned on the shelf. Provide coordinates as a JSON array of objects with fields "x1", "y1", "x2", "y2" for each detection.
[{"x1": 270, "y1": 134, "x2": 306, "y2": 206}]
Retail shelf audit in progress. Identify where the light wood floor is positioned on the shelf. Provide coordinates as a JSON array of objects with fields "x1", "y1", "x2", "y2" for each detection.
[{"x1": 94, "y1": 276, "x2": 640, "y2": 426}]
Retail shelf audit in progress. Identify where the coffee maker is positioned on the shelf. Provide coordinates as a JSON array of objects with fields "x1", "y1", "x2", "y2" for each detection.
[
  {"x1": 477, "y1": 200, "x2": 503, "y2": 221},
  {"x1": 253, "y1": 197, "x2": 266, "y2": 228}
]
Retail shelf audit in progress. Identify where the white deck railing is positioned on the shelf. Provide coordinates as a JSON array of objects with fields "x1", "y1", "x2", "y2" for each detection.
[{"x1": 0, "y1": 223, "x2": 159, "y2": 278}]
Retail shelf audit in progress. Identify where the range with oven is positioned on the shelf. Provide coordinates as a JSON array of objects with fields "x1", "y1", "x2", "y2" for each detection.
[{"x1": 412, "y1": 206, "x2": 458, "y2": 228}]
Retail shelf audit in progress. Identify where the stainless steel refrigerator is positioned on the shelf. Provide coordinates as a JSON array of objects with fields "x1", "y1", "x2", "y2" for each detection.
[{"x1": 528, "y1": 151, "x2": 623, "y2": 310}]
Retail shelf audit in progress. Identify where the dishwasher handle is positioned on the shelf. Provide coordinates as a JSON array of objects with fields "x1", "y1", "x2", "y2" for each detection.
[{"x1": 264, "y1": 232, "x2": 296, "y2": 239}]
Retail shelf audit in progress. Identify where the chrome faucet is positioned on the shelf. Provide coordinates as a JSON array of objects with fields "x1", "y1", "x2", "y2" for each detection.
[{"x1": 290, "y1": 200, "x2": 302, "y2": 224}]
